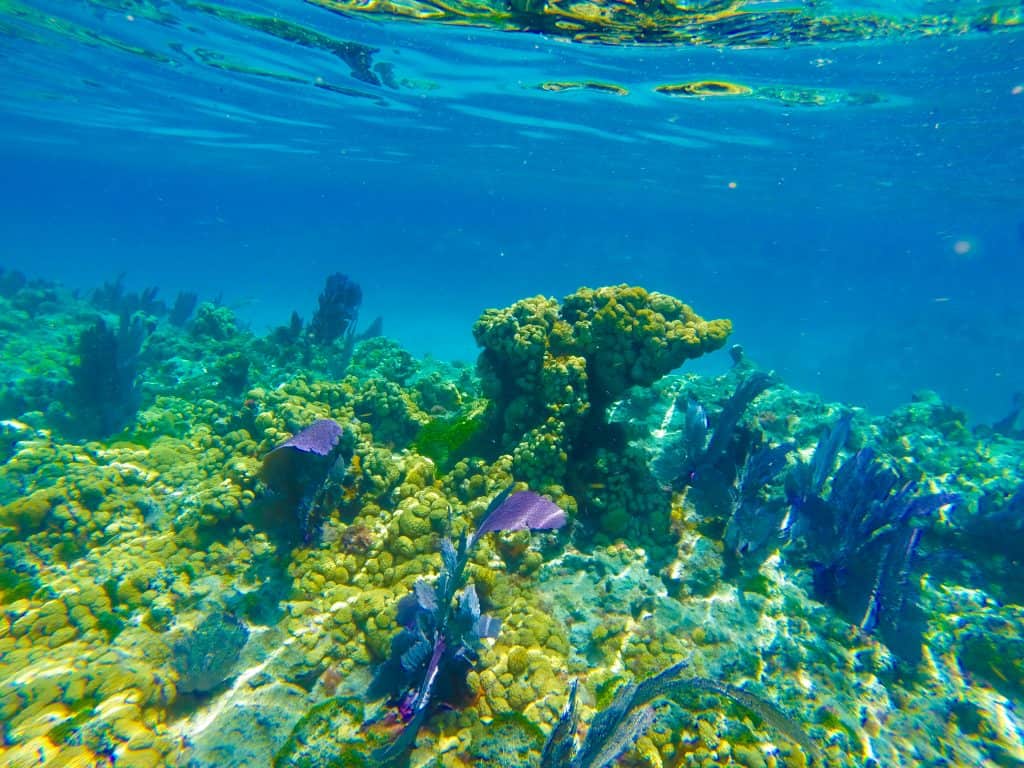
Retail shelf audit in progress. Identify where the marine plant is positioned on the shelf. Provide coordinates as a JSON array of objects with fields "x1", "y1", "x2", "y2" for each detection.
[
  {"x1": 0, "y1": 267, "x2": 27, "y2": 297},
  {"x1": 651, "y1": 372, "x2": 778, "y2": 522},
  {"x1": 0, "y1": 545, "x2": 51, "y2": 602},
  {"x1": 310, "y1": 272, "x2": 362, "y2": 346},
  {"x1": 785, "y1": 412, "x2": 852, "y2": 514},
  {"x1": 646, "y1": 372, "x2": 795, "y2": 574},
  {"x1": 367, "y1": 488, "x2": 567, "y2": 763},
  {"x1": 68, "y1": 310, "x2": 152, "y2": 437},
  {"x1": 412, "y1": 400, "x2": 487, "y2": 472},
  {"x1": 721, "y1": 439, "x2": 795, "y2": 572},
  {"x1": 991, "y1": 393, "x2": 1024, "y2": 438},
  {"x1": 169, "y1": 290, "x2": 198, "y2": 326},
  {"x1": 273, "y1": 310, "x2": 306, "y2": 346},
  {"x1": 652, "y1": 373, "x2": 775, "y2": 485},
  {"x1": 258, "y1": 418, "x2": 355, "y2": 542},
  {"x1": 541, "y1": 661, "x2": 818, "y2": 768},
  {"x1": 91, "y1": 272, "x2": 167, "y2": 317},
  {"x1": 786, "y1": 437, "x2": 959, "y2": 662}
]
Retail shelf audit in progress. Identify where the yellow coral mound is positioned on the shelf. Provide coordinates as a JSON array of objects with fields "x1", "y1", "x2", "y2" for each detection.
[{"x1": 473, "y1": 284, "x2": 731, "y2": 533}]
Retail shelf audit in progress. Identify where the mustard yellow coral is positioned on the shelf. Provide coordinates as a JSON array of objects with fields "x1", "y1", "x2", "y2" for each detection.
[
  {"x1": 473, "y1": 284, "x2": 731, "y2": 529},
  {"x1": 556, "y1": 284, "x2": 731, "y2": 407}
]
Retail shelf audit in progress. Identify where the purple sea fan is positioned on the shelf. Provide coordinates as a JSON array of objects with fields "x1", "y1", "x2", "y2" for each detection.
[
  {"x1": 261, "y1": 418, "x2": 343, "y2": 494},
  {"x1": 258, "y1": 419, "x2": 350, "y2": 542},
  {"x1": 276, "y1": 418, "x2": 343, "y2": 456},
  {"x1": 470, "y1": 489, "x2": 568, "y2": 547},
  {"x1": 368, "y1": 487, "x2": 567, "y2": 764}
]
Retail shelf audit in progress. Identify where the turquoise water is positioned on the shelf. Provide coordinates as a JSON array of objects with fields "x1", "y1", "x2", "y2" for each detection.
[{"x1": 1, "y1": 1, "x2": 1023, "y2": 766}]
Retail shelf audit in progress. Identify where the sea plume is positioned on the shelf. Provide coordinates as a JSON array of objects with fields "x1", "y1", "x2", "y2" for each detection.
[{"x1": 368, "y1": 488, "x2": 567, "y2": 764}]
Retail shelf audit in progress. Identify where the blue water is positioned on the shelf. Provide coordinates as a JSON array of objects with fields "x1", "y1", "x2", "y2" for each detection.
[{"x1": 3, "y1": 1, "x2": 1022, "y2": 420}]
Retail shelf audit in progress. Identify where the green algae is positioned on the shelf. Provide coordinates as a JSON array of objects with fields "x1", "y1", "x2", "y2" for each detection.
[
  {"x1": 738, "y1": 572, "x2": 772, "y2": 597},
  {"x1": 412, "y1": 401, "x2": 487, "y2": 472},
  {"x1": 47, "y1": 695, "x2": 101, "y2": 745},
  {"x1": 595, "y1": 673, "x2": 629, "y2": 709},
  {"x1": 959, "y1": 629, "x2": 1024, "y2": 703}
]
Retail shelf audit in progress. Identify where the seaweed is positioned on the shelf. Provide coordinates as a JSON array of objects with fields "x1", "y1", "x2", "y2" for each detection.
[
  {"x1": 0, "y1": 545, "x2": 51, "y2": 602},
  {"x1": 787, "y1": 446, "x2": 959, "y2": 662},
  {"x1": 91, "y1": 273, "x2": 167, "y2": 317},
  {"x1": 258, "y1": 419, "x2": 355, "y2": 543},
  {"x1": 652, "y1": 373, "x2": 776, "y2": 524},
  {"x1": 95, "y1": 610, "x2": 125, "y2": 641},
  {"x1": 68, "y1": 311, "x2": 152, "y2": 437},
  {"x1": 310, "y1": 272, "x2": 361, "y2": 345},
  {"x1": 367, "y1": 489, "x2": 567, "y2": 764},
  {"x1": 412, "y1": 403, "x2": 487, "y2": 472},
  {"x1": 47, "y1": 695, "x2": 101, "y2": 746},
  {"x1": 652, "y1": 373, "x2": 790, "y2": 566},
  {"x1": 722, "y1": 441, "x2": 794, "y2": 573},
  {"x1": 0, "y1": 268, "x2": 27, "y2": 297},
  {"x1": 169, "y1": 290, "x2": 198, "y2": 326},
  {"x1": 541, "y1": 662, "x2": 819, "y2": 768},
  {"x1": 785, "y1": 411, "x2": 852, "y2": 513}
]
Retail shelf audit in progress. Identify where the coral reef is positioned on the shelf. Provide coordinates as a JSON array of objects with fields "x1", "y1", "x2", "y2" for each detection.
[
  {"x1": 190, "y1": 301, "x2": 238, "y2": 342},
  {"x1": 0, "y1": 272, "x2": 1021, "y2": 768}
]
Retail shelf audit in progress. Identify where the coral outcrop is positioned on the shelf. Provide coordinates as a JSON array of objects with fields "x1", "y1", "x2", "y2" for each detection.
[{"x1": 474, "y1": 284, "x2": 731, "y2": 546}]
